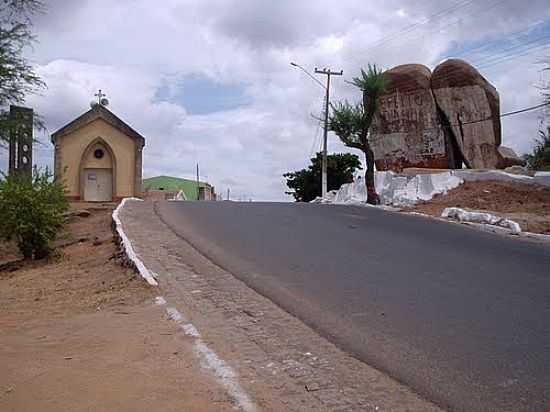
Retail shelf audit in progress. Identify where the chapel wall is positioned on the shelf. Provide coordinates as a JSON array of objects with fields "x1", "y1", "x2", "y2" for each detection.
[
  {"x1": 57, "y1": 118, "x2": 137, "y2": 199},
  {"x1": 82, "y1": 141, "x2": 113, "y2": 169}
]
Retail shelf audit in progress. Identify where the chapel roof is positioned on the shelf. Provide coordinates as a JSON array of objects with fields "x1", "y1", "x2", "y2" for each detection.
[{"x1": 51, "y1": 104, "x2": 145, "y2": 146}]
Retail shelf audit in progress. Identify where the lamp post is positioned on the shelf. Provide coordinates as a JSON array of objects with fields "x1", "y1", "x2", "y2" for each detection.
[{"x1": 290, "y1": 62, "x2": 327, "y2": 90}]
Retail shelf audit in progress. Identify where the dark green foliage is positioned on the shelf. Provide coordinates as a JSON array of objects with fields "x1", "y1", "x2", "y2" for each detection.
[
  {"x1": 329, "y1": 65, "x2": 386, "y2": 150},
  {"x1": 329, "y1": 101, "x2": 370, "y2": 150},
  {"x1": 329, "y1": 64, "x2": 385, "y2": 204},
  {"x1": 524, "y1": 127, "x2": 550, "y2": 171},
  {"x1": 0, "y1": 0, "x2": 45, "y2": 144},
  {"x1": 0, "y1": 168, "x2": 68, "y2": 259},
  {"x1": 284, "y1": 152, "x2": 362, "y2": 202}
]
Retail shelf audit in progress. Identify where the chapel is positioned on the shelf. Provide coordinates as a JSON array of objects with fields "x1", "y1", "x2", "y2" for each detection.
[{"x1": 51, "y1": 101, "x2": 145, "y2": 202}]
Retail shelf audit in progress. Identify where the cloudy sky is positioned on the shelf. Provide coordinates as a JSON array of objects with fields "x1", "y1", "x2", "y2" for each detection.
[{"x1": 1, "y1": 0, "x2": 549, "y2": 200}]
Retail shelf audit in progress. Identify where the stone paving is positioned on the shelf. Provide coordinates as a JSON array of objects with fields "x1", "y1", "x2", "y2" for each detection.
[{"x1": 119, "y1": 200, "x2": 443, "y2": 411}]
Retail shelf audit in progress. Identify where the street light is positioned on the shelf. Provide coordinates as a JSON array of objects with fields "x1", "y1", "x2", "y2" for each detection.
[
  {"x1": 290, "y1": 62, "x2": 326, "y2": 90},
  {"x1": 291, "y1": 62, "x2": 342, "y2": 198}
]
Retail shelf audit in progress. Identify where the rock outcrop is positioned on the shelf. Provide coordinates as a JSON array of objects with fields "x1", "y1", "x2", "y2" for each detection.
[
  {"x1": 371, "y1": 59, "x2": 506, "y2": 171},
  {"x1": 431, "y1": 59, "x2": 501, "y2": 169},
  {"x1": 497, "y1": 146, "x2": 526, "y2": 168},
  {"x1": 371, "y1": 64, "x2": 451, "y2": 171}
]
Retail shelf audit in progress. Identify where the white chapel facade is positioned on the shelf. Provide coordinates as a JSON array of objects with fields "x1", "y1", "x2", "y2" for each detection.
[{"x1": 51, "y1": 103, "x2": 145, "y2": 202}]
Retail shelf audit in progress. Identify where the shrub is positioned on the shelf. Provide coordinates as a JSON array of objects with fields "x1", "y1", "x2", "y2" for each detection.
[
  {"x1": 0, "y1": 168, "x2": 68, "y2": 259},
  {"x1": 524, "y1": 127, "x2": 550, "y2": 171}
]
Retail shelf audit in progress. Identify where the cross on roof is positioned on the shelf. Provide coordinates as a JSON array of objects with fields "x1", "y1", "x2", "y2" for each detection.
[{"x1": 94, "y1": 89, "x2": 106, "y2": 104}]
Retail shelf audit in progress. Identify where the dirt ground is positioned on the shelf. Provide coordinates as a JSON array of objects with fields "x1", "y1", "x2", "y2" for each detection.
[
  {"x1": 410, "y1": 180, "x2": 550, "y2": 234},
  {"x1": 0, "y1": 204, "x2": 236, "y2": 412}
]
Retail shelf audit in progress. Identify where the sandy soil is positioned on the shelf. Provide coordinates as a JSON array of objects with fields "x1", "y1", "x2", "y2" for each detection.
[
  {"x1": 410, "y1": 180, "x2": 550, "y2": 234},
  {"x1": 0, "y1": 204, "x2": 236, "y2": 412},
  {"x1": 0, "y1": 241, "x2": 18, "y2": 266}
]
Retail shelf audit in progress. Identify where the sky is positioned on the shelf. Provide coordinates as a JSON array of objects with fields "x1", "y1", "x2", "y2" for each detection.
[{"x1": 1, "y1": 0, "x2": 549, "y2": 201}]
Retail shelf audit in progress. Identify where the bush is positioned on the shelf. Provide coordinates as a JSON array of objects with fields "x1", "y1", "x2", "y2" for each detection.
[
  {"x1": 0, "y1": 168, "x2": 68, "y2": 259},
  {"x1": 284, "y1": 152, "x2": 362, "y2": 202},
  {"x1": 524, "y1": 127, "x2": 550, "y2": 171}
]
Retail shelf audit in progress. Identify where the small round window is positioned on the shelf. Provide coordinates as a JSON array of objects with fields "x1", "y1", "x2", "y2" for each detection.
[{"x1": 94, "y1": 148, "x2": 104, "y2": 159}]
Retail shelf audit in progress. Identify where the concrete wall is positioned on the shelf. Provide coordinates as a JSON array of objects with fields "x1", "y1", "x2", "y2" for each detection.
[{"x1": 55, "y1": 118, "x2": 138, "y2": 199}]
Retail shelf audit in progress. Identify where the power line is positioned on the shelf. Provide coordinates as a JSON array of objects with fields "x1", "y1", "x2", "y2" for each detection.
[
  {"x1": 356, "y1": 0, "x2": 510, "y2": 71},
  {"x1": 469, "y1": 33, "x2": 550, "y2": 68},
  {"x1": 499, "y1": 101, "x2": 549, "y2": 119},
  {"x1": 477, "y1": 43, "x2": 550, "y2": 70},
  {"x1": 309, "y1": 118, "x2": 323, "y2": 157},
  {"x1": 446, "y1": 12, "x2": 543, "y2": 62},
  {"x1": 373, "y1": 101, "x2": 550, "y2": 136},
  {"x1": 364, "y1": 0, "x2": 477, "y2": 53},
  {"x1": 356, "y1": 0, "x2": 544, "y2": 75}
]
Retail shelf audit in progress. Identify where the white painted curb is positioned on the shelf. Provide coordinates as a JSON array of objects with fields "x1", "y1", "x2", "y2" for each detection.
[
  {"x1": 114, "y1": 200, "x2": 256, "y2": 410},
  {"x1": 112, "y1": 198, "x2": 158, "y2": 286}
]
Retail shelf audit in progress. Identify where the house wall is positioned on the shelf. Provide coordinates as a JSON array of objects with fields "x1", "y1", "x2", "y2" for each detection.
[{"x1": 55, "y1": 118, "x2": 138, "y2": 200}]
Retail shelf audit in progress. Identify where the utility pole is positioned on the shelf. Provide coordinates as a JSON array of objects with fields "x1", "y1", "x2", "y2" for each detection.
[
  {"x1": 196, "y1": 163, "x2": 200, "y2": 201},
  {"x1": 315, "y1": 68, "x2": 342, "y2": 198}
]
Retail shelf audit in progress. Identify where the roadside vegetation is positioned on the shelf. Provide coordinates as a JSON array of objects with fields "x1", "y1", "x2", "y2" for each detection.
[
  {"x1": 329, "y1": 64, "x2": 385, "y2": 204},
  {"x1": 0, "y1": 0, "x2": 46, "y2": 142},
  {"x1": 524, "y1": 127, "x2": 550, "y2": 171},
  {"x1": 284, "y1": 152, "x2": 362, "y2": 202},
  {"x1": 0, "y1": 168, "x2": 68, "y2": 259}
]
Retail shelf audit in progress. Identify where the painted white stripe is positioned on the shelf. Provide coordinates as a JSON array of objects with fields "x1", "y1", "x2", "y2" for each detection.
[
  {"x1": 181, "y1": 323, "x2": 200, "y2": 338},
  {"x1": 112, "y1": 198, "x2": 158, "y2": 286},
  {"x1": 166, "y1": 307, "x2": 184, "y2": 323},
  {"x1": 154, "y1": 296, "x2": 167, "y2": 306},
  {"x1": 163, "y1": 307, "x2": 257, "y2": 412},
  {"x1": 194, "y1": 340, "x2": 257, "y2": 412},
  {"x1": 119, "y1": 200, "x2": 257, "y2": 411}
]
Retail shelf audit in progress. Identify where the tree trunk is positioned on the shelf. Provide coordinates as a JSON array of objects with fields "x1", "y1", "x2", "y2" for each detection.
[
  {"x1": 19, "y1": 241, "x2": 33, "y2": 260},
  {"x1": 364, "y1": 144, "x2": 379, "y2": 205},
  {"x1": 34, "y1": 246, "x2": 49, "y2": 260}
]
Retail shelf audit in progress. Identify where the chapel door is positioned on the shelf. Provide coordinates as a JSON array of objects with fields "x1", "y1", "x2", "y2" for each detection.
[{"x1": 84, "y1": 168, "x2": 113, "y2": 202}]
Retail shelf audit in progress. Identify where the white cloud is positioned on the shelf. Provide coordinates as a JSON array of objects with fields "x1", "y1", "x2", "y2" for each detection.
[{"x1": 2, "y1": 0, "x2": 548, "y2": 200}]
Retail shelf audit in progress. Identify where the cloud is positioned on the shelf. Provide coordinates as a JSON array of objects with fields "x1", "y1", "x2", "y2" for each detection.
[{"x1": 2, "y1": 0, "x2": 548, "y2": 200}]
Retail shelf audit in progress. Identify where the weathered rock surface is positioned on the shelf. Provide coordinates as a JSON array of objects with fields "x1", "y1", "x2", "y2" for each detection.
[
  {"x1": 498, "y1": 146, "x2": 526, "y2": 168},
  {"x1": 504, "y1": 165, "x2": 534, "y2": 176},
  {"x1": 431, "y1": 59, "x2": 501, "y2": 169},
  {"x1": 63, "y1": 209, "x2": 91, "y2": 220},
  {"x1": 371, "y1": 64, "x2": 452, "y2": 172}
]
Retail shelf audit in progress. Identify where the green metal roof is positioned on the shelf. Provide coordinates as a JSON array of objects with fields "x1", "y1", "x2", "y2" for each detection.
[{"x1": 143, "y1": 176, "x2": 211, "y2": 200}]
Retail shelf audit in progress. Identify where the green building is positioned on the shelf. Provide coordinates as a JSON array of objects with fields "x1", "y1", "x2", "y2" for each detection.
[{"x1": 143, "y1": 175, "x2": 215, "y2": 200}]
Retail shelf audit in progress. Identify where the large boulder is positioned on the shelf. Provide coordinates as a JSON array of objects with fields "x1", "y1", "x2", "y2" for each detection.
[
  {"x1": 431, "y1": 59, "x2": 501, "y2": 169},
  {"x1": 371, "y1": 64, "x2": 453, "y2": 172},
  {"x1": 497, "y1": 146, "x2": 526, "y2": 168}
]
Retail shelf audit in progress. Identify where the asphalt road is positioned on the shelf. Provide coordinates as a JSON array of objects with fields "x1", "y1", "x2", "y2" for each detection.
[{"x1": 156, "y1": 201, "x2": 550, "y2": 411}]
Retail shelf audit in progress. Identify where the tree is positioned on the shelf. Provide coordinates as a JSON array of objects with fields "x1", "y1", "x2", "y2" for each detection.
[
  {"x1": 329, "y1": 64, "x2": 385, "y2": 204},
  {"x1": 0, "y1": 167, "x2": 68, "y2": 259},
  {"x1": 0, "y1": 0, "x2": 45, "y2": 145},
  {"x1": 284, "y1": 152, "x2": 362, "y2": 202},
  {"x1": 524, "y1": 127, "x2": 550, "y2": 171}
]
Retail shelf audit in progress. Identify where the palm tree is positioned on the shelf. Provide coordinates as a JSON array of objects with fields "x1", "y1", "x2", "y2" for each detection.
[{"x1": 329, "y1": 64, "x2": 385, "y2": 204}]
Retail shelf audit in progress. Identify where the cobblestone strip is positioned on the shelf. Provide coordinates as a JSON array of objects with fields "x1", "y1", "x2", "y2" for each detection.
[{"x1": 119, "y1": 201, "x2": 443, "y2": 412}]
